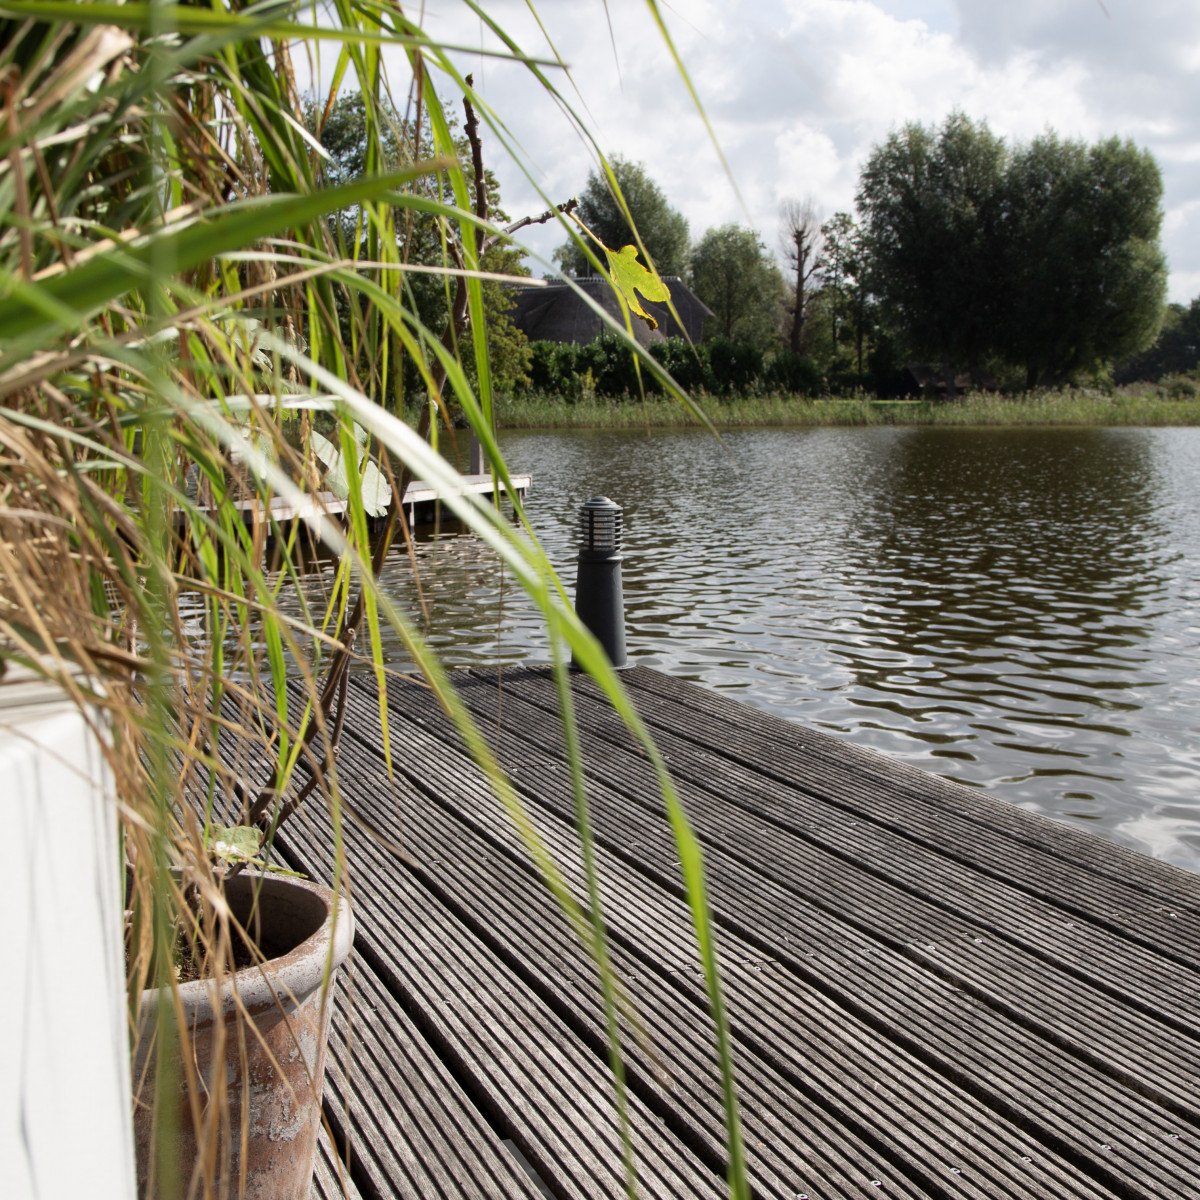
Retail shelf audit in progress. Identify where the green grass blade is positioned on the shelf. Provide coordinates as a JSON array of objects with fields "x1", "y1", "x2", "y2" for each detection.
[{"x1": 0, "y1": 167, "x2": 444, "y2": 344}]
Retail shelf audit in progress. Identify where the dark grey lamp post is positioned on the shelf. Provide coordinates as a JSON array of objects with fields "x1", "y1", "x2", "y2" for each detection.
[{"x1": 573, "y1": 496, "x2": 627, "y2": 669}]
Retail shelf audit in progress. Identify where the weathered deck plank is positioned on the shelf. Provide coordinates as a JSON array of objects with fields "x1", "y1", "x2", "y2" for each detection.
[
  {"x1": 327, "y1": 681, "x2": 1105, "y2": 1200},
  {"x1": 618, "y1": 665, "x2": 1200, "y2": 927},
  {"x1": 266, "y1": 754, "x2": 728, "y2": 1199},
  {"x1": 362, "y1": 669, "x2": 1200, "y2": 1198},
  {"x1": 312, "y1": 1130, "x2": 361, "y2": 1200},
  {"x1": 321, "y1": 968, "x2": 548, "y2": 1200},
  {"x1": 323, "y1": 688, "x2": 944, "y2": 1198},
  {"x1": 227, "y1": 664, "x2": 1200, "y2": 1198},
  {"x1": 453, "y1": 669, "x2": 1200, "y2": 1037}
]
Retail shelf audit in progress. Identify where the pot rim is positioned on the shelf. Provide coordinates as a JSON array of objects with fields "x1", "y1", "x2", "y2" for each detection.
[{"x1": 137, "y1": 871, "x2": 353, "y2": 1022}]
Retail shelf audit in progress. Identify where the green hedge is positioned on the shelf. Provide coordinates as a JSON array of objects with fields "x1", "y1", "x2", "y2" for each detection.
[{"x1": 523, "y1": 335, "x2": 827, "y2": 400}]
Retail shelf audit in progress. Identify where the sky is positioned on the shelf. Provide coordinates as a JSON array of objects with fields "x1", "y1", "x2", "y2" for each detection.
[{"x1": 354, "y1": 0, "x2": 1200, "y2": 301}]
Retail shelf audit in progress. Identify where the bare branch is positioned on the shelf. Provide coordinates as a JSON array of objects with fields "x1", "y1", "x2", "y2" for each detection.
[{"x1": 492, "y1": 197, "x2": 579, "y2": 248}]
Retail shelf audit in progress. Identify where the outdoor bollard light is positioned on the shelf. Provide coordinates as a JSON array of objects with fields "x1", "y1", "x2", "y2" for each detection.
[{"x1": 574, "y1": 495, "x2": 628, "y2": 669}]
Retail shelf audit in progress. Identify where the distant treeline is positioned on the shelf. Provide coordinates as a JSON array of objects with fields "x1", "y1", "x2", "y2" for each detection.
[
  {"x1": 1114, "y1": 297, "x2": 1200, "y2": 388},
  {"x1": 544, "y1": 114, "x2": 1187, "y2": 400},
  {"x1": 311, "y1": 96, "x2": 1193, "y2": 404}
]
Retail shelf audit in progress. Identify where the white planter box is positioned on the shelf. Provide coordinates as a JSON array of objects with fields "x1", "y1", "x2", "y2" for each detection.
[{"x1": 0, "y1": 670, "x2": 135, "y2": 1199}]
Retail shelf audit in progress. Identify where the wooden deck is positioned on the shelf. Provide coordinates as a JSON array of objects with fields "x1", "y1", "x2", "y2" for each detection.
[
  {"x1": 243, "y1": 664, "x2": 1200, "y2": 1199},
  {"x1": 184, "y1": 474, "x2": 532, "y2": 531}
]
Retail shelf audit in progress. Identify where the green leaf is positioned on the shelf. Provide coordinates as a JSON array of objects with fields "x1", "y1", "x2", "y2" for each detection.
[
  {"x1": 206, "y1": 825, "x2": 263, "y2": 864},
  {"x1": 604, "y1": 244, "x2": 671, "y2": 329}
]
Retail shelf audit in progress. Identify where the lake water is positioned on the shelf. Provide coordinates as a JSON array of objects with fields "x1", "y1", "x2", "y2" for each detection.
[{"x1": 352, "y1": 425, "x2": 1200, "y2": 871}]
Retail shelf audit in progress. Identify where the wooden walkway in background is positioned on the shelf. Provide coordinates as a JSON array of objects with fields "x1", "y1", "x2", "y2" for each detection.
[
  {"x1": 253, "y1": 664, "x2": 1200, "y2": 1199},
  {"x1": 183, "y1": 474, "x2": 532, "y2": 535},
  {"x1": 401, "y1": 472, "x2": 532, "y2": 525}
]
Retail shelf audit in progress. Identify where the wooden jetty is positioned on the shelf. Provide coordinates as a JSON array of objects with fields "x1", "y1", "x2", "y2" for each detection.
[
  {"x1": 186, "y1": 473, "x2": 532, "y2": 532},
  {"x1": 220, "y1": 664, "x2": 1200, "y2": 1200},
  {"x1": 399, "y1": 473, "x2": 532, "y2": 526}
]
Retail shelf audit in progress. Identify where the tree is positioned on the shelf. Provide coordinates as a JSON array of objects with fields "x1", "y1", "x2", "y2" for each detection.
[
  {"x1": 312, "y1": 89, "x2": 412, "y2": 184},
  {"x1": 856, "y1": 114, "x2": 1167, "y2": 390},
  {"x1": 556, "y1": 156, "x2": 690, "y2": 278},
  {"x1": 817, "y1": 211, "x2": 870, "y2": 374},
  {"x1": 857, "y1": 113, "x2": 1007, "y2": 392},
  {"x1": 1115, "y1": 297, "x2": 1200, "y2": 383},
  {"x1": 780, "y1": 198, "x2": 823, "y2": 353},
  {"x1": 1002, "y1": 134, "x2": 1166, "y2": 387},
  {"x1": 690, "y1": 224, "x2": 785, "y2": 348}
]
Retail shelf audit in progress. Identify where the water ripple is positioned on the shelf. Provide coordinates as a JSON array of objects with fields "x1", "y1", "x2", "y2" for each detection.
[{"x1": 288, "y1": 425, "x2": 1200, "y2": 871}]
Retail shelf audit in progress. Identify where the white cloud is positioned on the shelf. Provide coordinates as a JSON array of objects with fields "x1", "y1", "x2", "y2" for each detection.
[
  {"x1": 1165, "y1": 197, "x2": 1200, "y2": 230},
  {"x1": 374, "y1": 0, "x2": 1200, "y2": 299},
  {"x1": 1172, "y1": 270, "x2": 1200, "y2": 301},
  {"x1": 773, "y1": 125, "x2": 849, "y2": 207}
]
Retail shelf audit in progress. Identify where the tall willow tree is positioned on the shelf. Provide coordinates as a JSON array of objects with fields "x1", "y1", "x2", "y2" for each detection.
[
  {"x1": 857, "y1": 113, "x2": 1007, "y2": 391},
  {"x1": 1001, "y1": 134, "x2": 1166, "y2": 388},
  {"x1": 857, "y1": 113, "x2": 1165, "y2": 389},
  {"x1": 0, "y1": 4, "x2": 748, "y2": 1198}
]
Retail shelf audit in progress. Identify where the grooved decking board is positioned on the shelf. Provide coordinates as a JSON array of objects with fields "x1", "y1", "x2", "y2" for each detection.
[
  {"x1": 617, "y1": 665, "x2": 1200, "y2": 932},
  {"x1": 446, "y1": 670, "x2": 1200, "y2": 1052},
  {"x1": 312, "y1": 1130, "x2": 361, "y2": 1200},
  {"x1": 322, "y1": 694, "x2": 951, "y2": 1198},
  {"x1": 340, "y1": 670, "x2": 1200, "y2": 1199},
  {"x1": 321, "y1": 968, "x2": 547, "y2": 1200},
  {"x1": 226, "y1": 664, "x2": 1200, "y2": 1200},
  {"x1": 240, "y1": 738, "x2": 727, "y2": 1200},
  {"x1": 324, "y1": 681, "x2": 1109, "y2": 1200}
]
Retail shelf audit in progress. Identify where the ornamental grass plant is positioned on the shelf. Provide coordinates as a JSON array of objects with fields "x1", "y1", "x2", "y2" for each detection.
[{"x1": 0, "y1": 3, "x2": 746, "y2": 1197}]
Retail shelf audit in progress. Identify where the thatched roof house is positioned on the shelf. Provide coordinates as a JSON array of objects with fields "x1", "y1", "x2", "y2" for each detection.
[{"x1": 507, "y1": 276, "x2": 711, "y2": 347}]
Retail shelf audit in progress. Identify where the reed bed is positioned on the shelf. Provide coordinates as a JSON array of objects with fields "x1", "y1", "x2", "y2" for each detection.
[{"x1": 497, "y1": 386, "x2": 1200, "y2": 429}]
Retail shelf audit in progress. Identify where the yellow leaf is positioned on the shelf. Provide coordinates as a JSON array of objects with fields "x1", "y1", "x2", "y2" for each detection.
[{"x1": 604, "y1": 244, "x2": 671, "y2": 329}]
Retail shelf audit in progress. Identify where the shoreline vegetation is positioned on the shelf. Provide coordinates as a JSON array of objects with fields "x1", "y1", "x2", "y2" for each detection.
[{"x1": 494, "y1": 385, "x2": 1200, "y2": 430}]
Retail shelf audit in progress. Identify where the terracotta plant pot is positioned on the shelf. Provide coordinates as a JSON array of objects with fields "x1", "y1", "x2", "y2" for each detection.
[{"x1": 133, "y1": 872, "x2": 353, "y2": 1199}]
